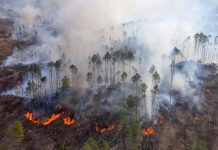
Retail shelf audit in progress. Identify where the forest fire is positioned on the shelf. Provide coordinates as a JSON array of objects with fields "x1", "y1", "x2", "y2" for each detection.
[
  {"x1": 42, "y1": 112, "x2": 63, "y2": 126},
  {"x1": 24, "y1": 111, "x2": 64, "y2": 126},
  {"x1": 95, "y1": 122, "x2": 116, "y2": 133},
  {"x1": 63, "y1": 116, "x2": 75, "y2": 125},
  {"x1": 143, "y1": 127, "x2": 154, "y2": 136},
  {"x1": 24, "y1": 112, "x2": 40, "y2": 124}
]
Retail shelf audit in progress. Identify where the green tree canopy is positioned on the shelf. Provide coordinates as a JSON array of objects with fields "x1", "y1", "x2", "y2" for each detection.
[
  {"x1": 5, "y1": 121, "x2": 24, "y2": 142},
  {"x1": 61, "y1": 76, "x2": 70, "y2": 89},
  {"x1": 80, "y1": 137, "x2": 100, "y2": 150}
]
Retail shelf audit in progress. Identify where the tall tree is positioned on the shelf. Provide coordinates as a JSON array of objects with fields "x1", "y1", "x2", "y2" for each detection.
[
  {"x1": 40, "y1": 76, "x2": 47, "y2": 99},
  {"x1": 61, "y1": 76, "x2": 70, "y2": 90},
  {"x1": 126, "y1": 95, "x2": 140, "y2": 119},
  {"x1": 170, "y1": 60, "x2": 175, "y2": 103},
  {"x1": 126, "y1": 119, "x2": 142, "y2": 150},
  {"x1": 47, "y1": 61, "x2": 54, "y2": 93},
  {"x1": 113, "y1": 50, "x2": 121, "y2": 83},
  {"x1": 149, "y1": 64, "x2": 156, "y2": 87},
  {"x1": 86, "y1": 72, "x2": 92, "y2": 88},
  {"x1": 131, "y1": 73, "x2": 141, "y2": 96},
  {"x1": 121, "y1": 72, "x2": 127, "y2": 106},
  {"x1": 97, "y1": 75, "x2": 103, "y2": 92},
  {"x1": 29, "y1": 64, "x2": 41, "y2": 99},
  {"x1": 141, "y1": 83, "x2": 147, "y2": 117},
  {"x1": 54, "y1": 59, "x2": 62, "y2": 94},
  {"x1": 103, "y1": 52, "x2": 111, "y2": 85},
  {"x1": 26, "y1": 80, "x2": 37, "y2": 99},
  {"x1": 151, "y1": 71, "x2": 160, "y2": 119},
  {"x1": 120, "y1": 50, "x2": 127, "y2": 72},
  {"x1": 96, "y1": 54, "x2": 102, "y2": 77},
  {"x1": 111, "y1": 55, "x2": 117, "y2": 83},
  {"x1": 126, "y1": 50, "x2": 135, "y2": 76},
  {"x1": 69, "y1": 64, "x2": 78, "y2": 87},
  {"x1": 90, "y1": 53, "x2": 102, "y2": 86}
]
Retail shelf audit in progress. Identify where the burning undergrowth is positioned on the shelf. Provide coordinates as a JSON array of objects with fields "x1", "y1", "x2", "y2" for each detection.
[
  {"x1": 11, "y1": 55, "x2": 213, "y2": 131},
  {"x1": 24, "y1": 107, "x2": 76, "y2": 126},
  {"x1": 94, "y1": 112, "x2": 117, "y2": 133},
  {"x1": 0, "y1": 4, "x2": 217, "y2": 149}
]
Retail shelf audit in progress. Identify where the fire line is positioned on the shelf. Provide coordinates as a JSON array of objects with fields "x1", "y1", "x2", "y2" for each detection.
[
  {"x1": 143, "y1": 127, "x2": 154, "y2": 135},
  {"x1": 95, "y1": 122, "x2": 116, "y2": 133}
]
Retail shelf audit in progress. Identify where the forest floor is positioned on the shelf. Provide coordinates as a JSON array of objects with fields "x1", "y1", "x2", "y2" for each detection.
[{"x1": 0, "y1": 19, "x2": 217, "y2": 150}]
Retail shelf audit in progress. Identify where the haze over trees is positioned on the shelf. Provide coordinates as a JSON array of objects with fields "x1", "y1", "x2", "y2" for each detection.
[{"x1": 8, "y1": 27, "x2": 215, "y2": 150}]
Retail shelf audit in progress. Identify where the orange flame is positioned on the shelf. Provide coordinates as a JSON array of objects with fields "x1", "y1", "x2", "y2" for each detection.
[
  {"x1": 63, "y1": 116, "x2": 75, "y2": 125},
  {"x1": 95, "y1": 122, "x2": 116, "y2": 133},
  {"x1": 143, "y1": 127, "x2": 154, "y2": 135},
  {"x1": 42, "y1": 112, "x2": 63, "y2": 126},
  {"x1": 24, "y1": 112, "x2": 40, "y2": 124},
  {"x1": 24, "y1": 111, "x2": 64, "y2": 126}
]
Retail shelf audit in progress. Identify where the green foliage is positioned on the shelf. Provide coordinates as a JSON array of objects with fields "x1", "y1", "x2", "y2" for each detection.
[
  {"x1": 48, "y1": 61, "x2": 55, "y2": 68},
  {"x1": 97, "y1": 75, "x2": 103, "y2": 85},
  {"x1": 91, "y1": 53, "x2": 102, "y2": 67},
  {"x1": 80, "y1": 138, "x2": 99, "y2": 150},
  {"x1": 102, "y1": 140, "x2": 110, "y2": 150},
  {"x1": 149, "y1": 65, "x2": 156, "y2": 74},
  {"x1": 69, "y1": 64, "x2": 78, "y2": 74},
  {"x1": 151, "y1": 85, "x2": 159, "y2": 95},
  {"x1": 191, "y1": 140, "x2": 207, "y2": 150},
  {"x1": 26, "y1": 80, "x2": 37, "y2": 98},
  {"x1": 126, "y1": 50, "x2": 135, "y2": 61},
  {"x1": 126, "y1": 120, "x2": 142, "y2": 150},
  {"x1": 126, "y1": 95, "x2": 139, "y2": 112},
  {"x1": 103, "y1": 52, "x2": 112, "y2": 61},
  {"x1": 61, "y1": 76, "x2": 70, "y2": 89},
  {"x1": 55, "y1": 59, "x2": 62, "y2": 70},
  {"x1": 5, "y1": 121, "x2": 24, "y2": 142},
  {"x1": 30, "y1": 64, "x2": 41, "y2": 76},
  {"x1": 14, "y1": 121, "x2": 24, "y2": 140},
  {"x1": 116, "y1": 111, "x2": 128, "y2": 127},
  {"x1": 40, "y1": 76, "x2": 47, "y2": 83},
  {"x1": 121, "y1": 72, "x2": 127, "y2": 82},
  {"x1": 152, "y1": 71, "x2": 160, "y2": 85},
  {"x1": 131, "y1": 73, "x2": 141, "y2": 84},
  {"x1": 60, "y1": 145, "x2": 68, "y2": 150},
  {"x1": 86, "y1": 72, "x2": 92, "y2": 87},
  {"x1": 141, "y1": 83, "x2": 147, "y2": 94}
]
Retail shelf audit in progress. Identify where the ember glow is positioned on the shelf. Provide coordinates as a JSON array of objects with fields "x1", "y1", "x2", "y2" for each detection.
[
  {"x1": 24, "y1": 112, "x2": 40, "y2": 124},
  {"x1": 42, "y1": 112, "x2": 63, "y2": 126},
  {"x1": 24, "y1": 111, "x2": 65, "y2": 126},
  {"x1": 63, "y1": 116, "x2": 75, "y2": 125},
  {"x1": 95, "y1": 122, "x2": 116, "y2": 133},
  {"x1": 143, "y1": 127, "x2": 154, "y2": 135}
]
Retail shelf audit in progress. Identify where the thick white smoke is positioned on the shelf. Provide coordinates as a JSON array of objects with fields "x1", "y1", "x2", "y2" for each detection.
[
  {"x1": 1, "y1": 0, "x2": 217, "y2": 63},
  {"x1": 0, "y1": 0, "x2": 217, "y2": 120}
]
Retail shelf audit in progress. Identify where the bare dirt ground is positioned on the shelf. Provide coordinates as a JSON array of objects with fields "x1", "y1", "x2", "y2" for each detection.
[
  {"x1": 0, "y1": 19, "x2": 23, "y2": 92},
  {"x1": 0, "y1": 18, "x2": 15, "y2": 65}
]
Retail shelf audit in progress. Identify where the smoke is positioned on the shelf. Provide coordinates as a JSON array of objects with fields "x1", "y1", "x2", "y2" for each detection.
[
  {"x1": 0, "y1": 0, "x2": 217, "y2": 121},
  {"x1": 1, "y1": 0, "x2": 217, "y2": 62}
]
